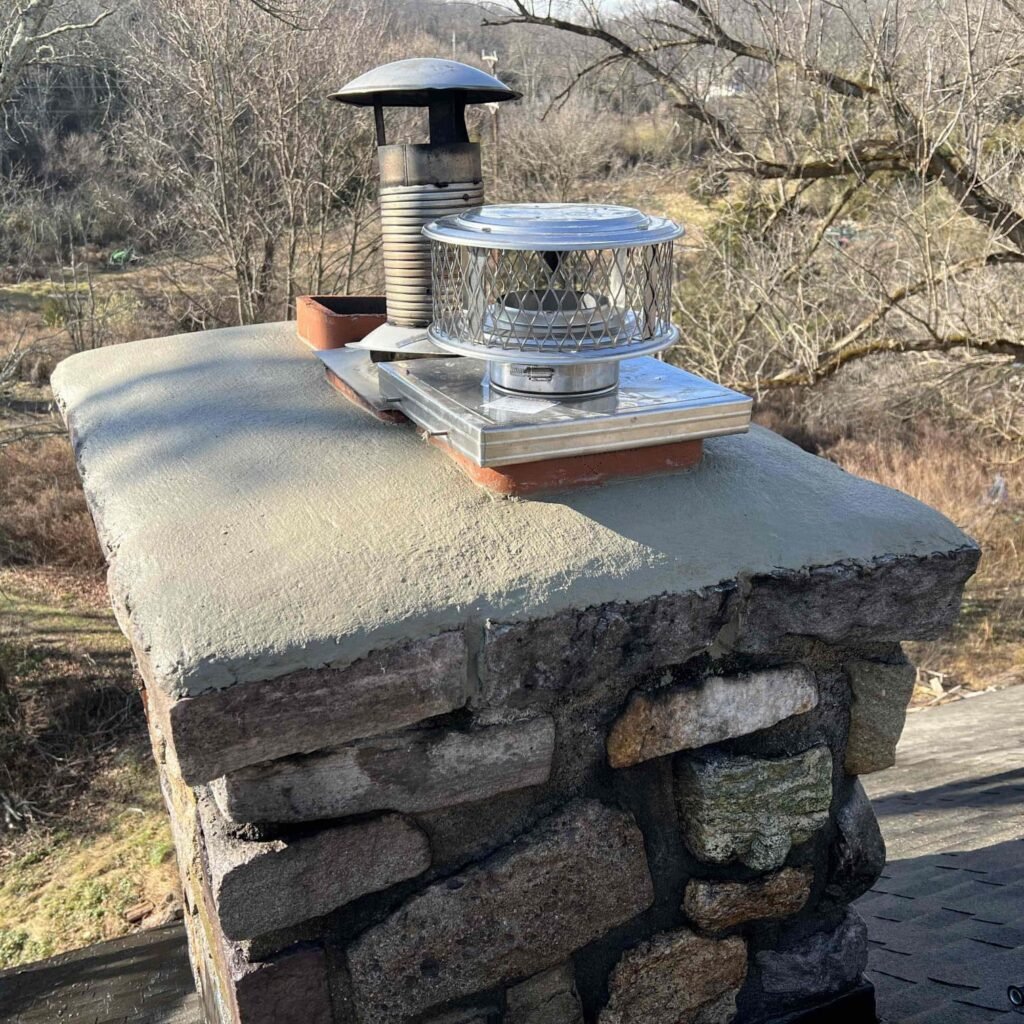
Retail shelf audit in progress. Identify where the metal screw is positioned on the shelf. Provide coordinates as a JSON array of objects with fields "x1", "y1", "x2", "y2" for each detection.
[{"x1": 1009, "y1": 985, "x2": 1024, "y2": 1013}]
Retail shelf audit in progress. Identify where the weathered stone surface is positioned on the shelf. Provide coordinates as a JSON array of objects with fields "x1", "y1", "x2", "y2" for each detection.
[
  {"x1": 684, "y1": 867, "x2": 813, "y2": 933},
  {"x1": 481, "y1": 588, "x2": 735, "y2": 705},
  {"x1": 825, "y1": 780, "x2": 885, "y2": 902},
  {"x1": 608, "y1": 667, "x2": 818, "y2": 768},
  {"x1": 157, "y1": 631, "x2": 468, "y2": 785},
  {"x1": 735, "y1": 549, "x2": 978, "y2": 651},
  {"x1": 155, "y1": 751, "x2": 334, "y2": 1024},
  {"x1": 211, "y1": 716, "x2": 554, "y2": 824},
  {"x1": 232, "y1": 945, "x2": 334, "y2": 1024},
  {"x1": 422, "y1": 1008, "x2": 498, "y2": 1024},
  {"x1": 198, "y1": 793, "x2": 430, "y2": 940},
  {"x1": 599, "y1": 928, "x2": 747, "y2": 1024},
  {"x1": 756, "y1": 908, "x2": 868, "y2": 1000},
  {"x1": 345, "y1": 800, "x2": 654, "y2": 1023},
  {"x1": 844, "y1": 659, "x2": 916, "y2": 774},
  {"x1": 676, "y1": 747, "x2": 833, "y2": 871},
  {"x1": 506, "y1": 963, "x2": 583, "y2": 1024},
  {"x1": 54, "y1": 320, "x2": 975, "y2": 706}
]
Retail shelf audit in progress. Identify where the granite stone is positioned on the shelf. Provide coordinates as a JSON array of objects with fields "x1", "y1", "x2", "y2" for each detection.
[
  {"x1": 756, "y1": 908, "x2": 869, "y2": 1001},
  {"x1": 607, "y1": 666, "x2": 818, "y2": 768},
  {"x1": 345, "y1": 800, "x2": 653, "y2": 1023},
  {"x1": 159, "y1": 631, "x2": 469, "y2": 785},
  {"x1": 735, "y1": 550, "x2": 978, "y2": 652},
  {"x1": 505, "y1": 963, "x2": 583, "y2": 1024},
  {"x1": 198, "y1": 793, "x2": 430, "y2": 940},
  {"x1": 844, "y1": 659, "x2": 917, "y2": 774},
  {"x1": 231, "y1": 945, "x2": 333, "y2": 1024},
  {"x1": 825, "y1": 780, "x2": 886, "y2": 902},
  {"x1": 480, "y1": 588, "x2": 735, "y2": 706},
  {"x1": 684, "y1": 868, "x2": 814, "y2": 933},
  {"x1": 599, "y1": 928, "x2": 747, "y2": 1024},
  {"x1": 211, "y1": 715, "x2": 554, "y2": 824},
  {"x1": 676, "y1": 747, "x2": 833, "y2": 871}
]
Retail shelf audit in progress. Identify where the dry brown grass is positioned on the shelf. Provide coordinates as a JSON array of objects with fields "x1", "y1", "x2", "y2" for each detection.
[
  {"x1": 824, "y1": 426, "x2": 1024, "y2": 697},
  {"x1": 0, "y1": 437, "x2": 104, "y2": 569}
]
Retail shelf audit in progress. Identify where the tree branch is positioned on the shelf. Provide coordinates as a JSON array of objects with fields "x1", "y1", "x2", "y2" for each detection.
[
  {"x1": 738, "y1": 333, "x2": 1024, "y2": 391},
  {"x1": 28, "y1": 10, "x2": 112, "y2": 45},
  {"x1": 484, "y1": 2, "x2": 746, "y2": 149},
  {"x1": 491, "y1": 1, "x2": 1024, "y2": 255},
  {"x1": 727, "y1": 138, "x2": 913, "y2": 180},
  {"x1": 667, "y1": 0, "x2": 878, "y2": 100}
]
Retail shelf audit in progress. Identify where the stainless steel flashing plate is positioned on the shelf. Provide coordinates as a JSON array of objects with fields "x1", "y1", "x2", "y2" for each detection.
[
  {"x1": 316, "y1": 347, "x2": 393, "y2": 414},
  {"x1": 377, "y1": 356, "x2": 752, "y2": 467}
]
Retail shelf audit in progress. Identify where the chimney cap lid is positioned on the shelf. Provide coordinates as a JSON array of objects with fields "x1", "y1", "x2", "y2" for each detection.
[
  {"x1": 331, "y1": 58, "x2": 519, "y2": 107},
  {"x1": 423, "y1": 203, "x2": 685, "y2": 251}
]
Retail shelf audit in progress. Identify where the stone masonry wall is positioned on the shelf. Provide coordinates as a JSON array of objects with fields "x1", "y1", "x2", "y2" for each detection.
[{"x1": 143, "y1": 548, "x2": 975, "y2": 1024}]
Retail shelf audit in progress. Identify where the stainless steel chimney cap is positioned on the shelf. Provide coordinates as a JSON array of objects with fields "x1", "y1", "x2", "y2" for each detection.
[
  {"x1": 330, "y1": 58, "x2": 520, "y2": 107},
  {"x1": 422, "y1": 203, "x2": 684, "y2": 251}
]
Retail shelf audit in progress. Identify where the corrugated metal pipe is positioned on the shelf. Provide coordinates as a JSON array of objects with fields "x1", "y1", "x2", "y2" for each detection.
[
  {"x1": 330, "y1": 59, "x2": 519, "y2": 329},
  {"x1": 377, "y1": 143, "x2": 483, "y2": 328}
]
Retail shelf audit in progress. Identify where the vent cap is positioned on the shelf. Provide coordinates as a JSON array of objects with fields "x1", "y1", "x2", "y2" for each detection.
[
  {"x1": 423, "y1": 203, "x2": 684, "y2": 251},
  {"x1": 331, "y1": 58, "x2": 519, "y2": 107}
]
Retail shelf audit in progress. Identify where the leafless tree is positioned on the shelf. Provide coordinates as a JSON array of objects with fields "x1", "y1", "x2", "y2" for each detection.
[
  {"x1": 495, "y1": 93, "x2": 627, "y2": 200},
  {"x1": 0, "y1": 1, "x2": 112, "y2": 111},
  {"x1": 117, "y1": 0, "x2": 386, "y2": 326},
  {"x1": 483, "y1": 0, "x2": 1024, "y2": 444}
]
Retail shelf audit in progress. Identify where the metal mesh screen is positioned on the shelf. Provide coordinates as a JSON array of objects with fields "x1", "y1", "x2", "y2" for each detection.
[{"x1": 428, "y1": 240, "x2": 676, "y2": 359}]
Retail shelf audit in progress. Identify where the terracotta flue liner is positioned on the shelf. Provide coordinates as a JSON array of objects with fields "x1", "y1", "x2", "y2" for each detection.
[{"x1": 296, "y1": 295, "x2": 387, "y2": 350}]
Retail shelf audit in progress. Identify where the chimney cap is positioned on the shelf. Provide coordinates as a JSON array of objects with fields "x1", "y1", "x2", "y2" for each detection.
[
  {"x1": 330, "y1": 58, "x2": 519, "y2": 107},
  {"x1": 423, "y1": 203, "x2": 685, "y2": 251}
]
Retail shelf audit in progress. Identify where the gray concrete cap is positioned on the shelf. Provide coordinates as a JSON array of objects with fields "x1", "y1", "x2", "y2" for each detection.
[{"x1": 51, "y1": 323, "x2": 975, "y2": 699}]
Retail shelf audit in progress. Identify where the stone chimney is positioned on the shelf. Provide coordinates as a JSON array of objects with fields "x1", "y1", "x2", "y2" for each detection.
[{"x1": 52, "y1": 321, "x2": 978, "y2": 1024}]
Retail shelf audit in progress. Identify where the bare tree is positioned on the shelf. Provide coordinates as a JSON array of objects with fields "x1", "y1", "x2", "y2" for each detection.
[
  {"x1": 0, "y1": 1, "x2": 112, "y2": 110},
  {"x1": 117, "y1": 0, "x2": 386, "y2": 326},
  {"x1": 483, "y1": 0, "x2": 1024, "y2": 428},
  {"x1": 495, "y1": 93, "x2": 628, "y2": 201}
]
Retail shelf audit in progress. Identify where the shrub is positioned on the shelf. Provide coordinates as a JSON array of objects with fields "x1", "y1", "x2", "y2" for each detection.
[{"x1": 0, "y1": 438, "x2": 103, "y2": 569}]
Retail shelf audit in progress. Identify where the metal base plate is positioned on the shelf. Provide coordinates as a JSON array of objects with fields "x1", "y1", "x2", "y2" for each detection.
[{"x1": 377, "y1": 356, "x2": 752, "y2": 468}]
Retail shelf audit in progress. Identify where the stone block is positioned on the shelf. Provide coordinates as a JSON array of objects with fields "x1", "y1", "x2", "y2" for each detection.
[
  {"x1": 198, "y1": 793, "x2": 430, "y2": 940},
  {"x1": 736, "y1": 549, "x2": 979, "y2": 651},
  {"x1": 211, "y1": 716, "x2": 554, "y2": 825},
  {"x1": 480, "y1": 587, "x2": 736, "y2": 705},
  {"x1": 825, "y1": 780, "x2": 886, "y2": 902},
  {"x1": 676, "y1": 747, "x2": 833, "y2": 871},
  {"x1": 422, "y1": 1008, "x2": 499, "y2": 1024},
  {"x1": 232, "y1": 945, "x2": 334, "y2": 1024},
  {"x1": 599, "y1": 928, "x2": 747, "y2": 1024},
  {"x1": 345, "y1": 799, "x2": 654, "y2": 1023},
  {"x1": 607, "y1": 667, "x2": 818, "y2": 768},
  {"x1": 506, "y1": 963, "x2": 583, "y2": 1024},
  {"x1": 161, "y1": 630, "x2": 468, "y2": 784},
  {"x1": 844, "y1": 659, "x2": 916, "y2": 774},
  {"x1": 684, "y1": 868, "x2": 813, "y2": 933},
  {"x1": 158, "y1": 756, "x2": 335, "y2": 1024},
  {"x1": 756, "y1": 908, "x2": 868, "y2": 1002}
]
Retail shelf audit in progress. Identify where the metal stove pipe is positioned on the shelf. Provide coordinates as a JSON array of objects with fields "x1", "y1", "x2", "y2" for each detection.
[
  {"x1": 331, "y1": 59, "x2": 519, "y2": 329},
  {"x1": 377, "y1": 146, "x2": 483, "y2": 327}
]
